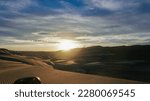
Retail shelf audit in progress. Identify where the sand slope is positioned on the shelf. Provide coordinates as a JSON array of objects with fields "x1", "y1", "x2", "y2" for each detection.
[
  {"x1": 0, "y1": 49, "x2": 145, "y2": 84},
  {"x1": 0, "y1": 54, "x2": 144, "y2": 84}
]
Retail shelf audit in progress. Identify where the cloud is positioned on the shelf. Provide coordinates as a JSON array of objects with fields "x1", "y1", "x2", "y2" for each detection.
[
  {"x1": 82, "y1": 7, "x2": 113, "y2": 16},
  {"x1": 32, "y1": 32, "x2": 50, "y2": 36},
  {"x1": 0, "y1": 11, "x2": 150, "y2": 46},
  {"x1": 0, "y1": 30, "x2": 16, "y2": 37},
  {"x1": 85, "y1": 0, "x2": 139, "y2": 11},
  {"x1": 76, "y1": 33, "x2": 150, "y2": 46},
  {"x1": 0, "y1": 0, "x2": 33, "y2": 12},
  {"x1": 87, "y1": 0, "x2": 123, "y2": 11},
  {"x1": 0, "y1": 0, "x2": 150, "y2": 50},
  {"x1": 138, "y1": 2, "x2": 150, "y2": 13}
]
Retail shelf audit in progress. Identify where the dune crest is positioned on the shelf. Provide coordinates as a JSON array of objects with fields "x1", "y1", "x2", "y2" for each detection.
[{"x1": 0, "y1": 48, "x2": 146, "y2": 84}]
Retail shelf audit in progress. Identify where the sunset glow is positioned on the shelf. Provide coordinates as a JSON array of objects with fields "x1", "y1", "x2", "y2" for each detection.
[{"x1": 58, "y1": 40, "x2": 78, "y2": 51}]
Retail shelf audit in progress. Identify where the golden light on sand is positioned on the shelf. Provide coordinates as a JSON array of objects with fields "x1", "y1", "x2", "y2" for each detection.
[{"x1": 58, "y1": 40, "x2": 78, "y2": 51}]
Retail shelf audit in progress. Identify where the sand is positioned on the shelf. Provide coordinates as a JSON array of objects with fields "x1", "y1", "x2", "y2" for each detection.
[{"x1": 0, "y1": 58, "x2": 143, "y2": 84}]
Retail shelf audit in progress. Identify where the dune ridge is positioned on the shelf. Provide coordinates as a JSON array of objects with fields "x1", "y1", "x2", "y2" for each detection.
[{"x1": 0, "y1": 48, "x2": 146, "y2": 84}]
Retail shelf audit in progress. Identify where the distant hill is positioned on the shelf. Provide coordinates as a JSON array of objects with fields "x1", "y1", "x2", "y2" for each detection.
[
  {"x1": 13, "y1": 45, "x2": 150, "y2": 60},
  {"x1": 0, "y1": 48, "x2": 12, "y2": 55},
  {"x1": 1, "y1": 45, "x2": 150, "y2": 62},
  {"x1": 50, "y1": 45, "x2": 150, "y2": 62},
  {"x1": 0, "y1": 45, "x2": 150, "y2": 82}
]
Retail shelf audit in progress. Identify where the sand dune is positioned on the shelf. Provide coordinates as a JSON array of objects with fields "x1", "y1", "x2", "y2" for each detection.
[{"x1": 0, "y1": 54, "x2": 144, "y2": 84}]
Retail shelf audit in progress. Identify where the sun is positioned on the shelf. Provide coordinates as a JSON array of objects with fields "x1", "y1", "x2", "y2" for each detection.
[{"x1": 58, "y1": 40, "x2": 78, "y2": 51}]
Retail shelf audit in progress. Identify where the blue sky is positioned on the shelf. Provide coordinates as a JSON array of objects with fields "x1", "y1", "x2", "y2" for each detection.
[{"x1": 0, "y1": 0, "x2": 150, "y2": 51}]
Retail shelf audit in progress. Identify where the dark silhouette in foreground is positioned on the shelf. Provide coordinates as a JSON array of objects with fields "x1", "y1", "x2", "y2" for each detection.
[{"x1": 14, "y1": 77, "x2": 41, "y2": 84}]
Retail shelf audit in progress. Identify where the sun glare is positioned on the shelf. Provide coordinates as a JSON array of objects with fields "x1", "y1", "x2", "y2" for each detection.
[{"x1": 58, "y1": 40, "x2": 78, "y2": 51}]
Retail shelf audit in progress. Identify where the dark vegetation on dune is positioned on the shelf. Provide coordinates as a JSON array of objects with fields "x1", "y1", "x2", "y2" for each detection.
[{"x1": 0, "y1": 45, "x2": 150, "y2": 82}]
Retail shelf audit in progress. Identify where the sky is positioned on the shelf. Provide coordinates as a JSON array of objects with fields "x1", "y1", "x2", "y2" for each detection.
[{"x1": 0, "y1": 0, "x2": 150, "y2": 51}]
